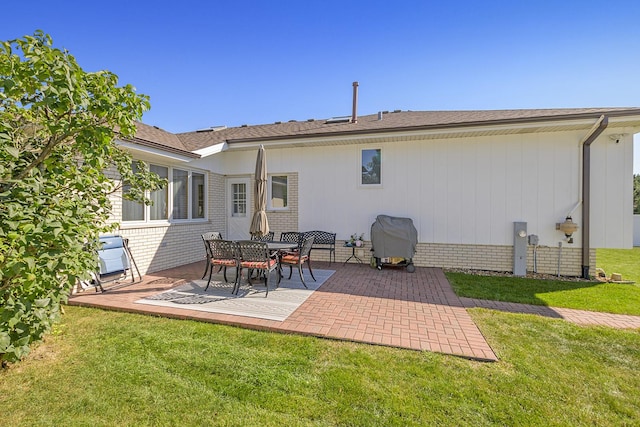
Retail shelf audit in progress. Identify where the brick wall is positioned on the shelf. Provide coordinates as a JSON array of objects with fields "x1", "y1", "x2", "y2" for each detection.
[{"x1": 337, "y1": 240, "x2": 594, "y2": 277}]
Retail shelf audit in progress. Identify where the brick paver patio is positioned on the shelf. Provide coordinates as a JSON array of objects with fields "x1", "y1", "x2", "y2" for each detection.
[
  {"x1": 69, "y1": 261, "x2": 498, "y2": 361},
  {"x1": 68, "y1": 260, "x2": 640, "y2": 362}
]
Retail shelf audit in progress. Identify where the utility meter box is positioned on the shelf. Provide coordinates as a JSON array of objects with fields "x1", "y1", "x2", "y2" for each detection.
[{"x1": 513, "y1": 222, "x2": 527, "y2": 276}]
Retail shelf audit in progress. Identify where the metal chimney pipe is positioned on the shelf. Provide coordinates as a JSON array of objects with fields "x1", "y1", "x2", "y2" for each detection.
[{"x1": 351, "y1": 81, "x2": 359, "y2": 123}]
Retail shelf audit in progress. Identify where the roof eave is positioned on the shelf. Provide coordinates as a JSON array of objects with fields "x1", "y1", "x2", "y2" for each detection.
[
  {"x1": 117, "y1": 138, "x2": 201, "y2": 162},
  {"x1": 224, "y1": 110, "x2": 640, "y2": 149}
]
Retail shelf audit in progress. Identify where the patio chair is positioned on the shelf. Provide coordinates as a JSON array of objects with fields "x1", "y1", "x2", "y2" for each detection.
[
  {"x1": 236, "y1": 240, "x2": 280, "y2": 297},
  {"x1": 250, "y1": 231, "x2": 274, "y2": 242},
  {"x1": 302, "y1": 230, "x2": 336, "y2": 264},
  {"x1": 279, "y1": 235, "x2": 316, "y2": 288},
  {"x1": 201, "y1": 232, "x2": 223, "y2": 279},
  {"x1": 279, "y1": 231, "x2": 304, "y2": 253},
  {"x1": 205, "y1": 239, "x2": 240, "y2": 293}
]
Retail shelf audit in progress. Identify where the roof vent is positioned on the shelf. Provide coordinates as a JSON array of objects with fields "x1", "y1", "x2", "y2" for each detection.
[
  {"x1": 241, "y1": 124, "x2": 248, "y2": 127},
  {"x1": 325, "y1": 116, "x2": 351, "y2": 124},
  {"x1": 196, "y1": 125, "x2": 227, "y2": 133},
  {"x1": 274, "y1": 121, "x2": 282, "y2": 124},
  {"x1": 393, "y1": 109, "x2": 401, "y2": 113},
  {"x1": 307, "y1": 118, "x2": 315, "y2": 122}
]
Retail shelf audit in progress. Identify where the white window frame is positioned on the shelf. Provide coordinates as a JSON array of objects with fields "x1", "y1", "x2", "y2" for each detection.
[
  {"x1": 360, "y1": 147, "x2": 382, "y2": 187},
  {"x1": 122, "y1": 161, "x2": 208, "y2": 225},
  {"x1": 267, "y1": 174, "x2": 289, "y2": 211}
]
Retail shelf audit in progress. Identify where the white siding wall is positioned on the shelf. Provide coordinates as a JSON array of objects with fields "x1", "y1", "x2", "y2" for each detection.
[
  {"x1": 113, "y1": 124, "x2": 635, "y2": 276},
  {"x1": 590, "y1": 131, "x2": 634, "y2": 248},
  {"x1": 213, "y1": 129, "x2": 631, "y2": 253}
]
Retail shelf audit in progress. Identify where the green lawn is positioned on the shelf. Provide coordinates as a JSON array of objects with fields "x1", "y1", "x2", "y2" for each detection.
[
  {"x1": 2, "y1": 306, "x2": 639, "y2": 426},
  {"x1": 446, "y1": 248, "x2": 640, "y2": 315},
  {"x1": 597, "y1": 247, "x2": 640, "y2": 283}
]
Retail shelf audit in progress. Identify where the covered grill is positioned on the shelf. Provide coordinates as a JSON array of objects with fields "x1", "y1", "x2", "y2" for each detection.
[{"x1": 370, "y1": 214, "x2": 417, "y2": 272}]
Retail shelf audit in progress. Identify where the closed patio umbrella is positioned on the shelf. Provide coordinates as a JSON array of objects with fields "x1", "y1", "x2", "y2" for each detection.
[{"x1": 249, "y1": 144, "x2": 270, "y2": 238}]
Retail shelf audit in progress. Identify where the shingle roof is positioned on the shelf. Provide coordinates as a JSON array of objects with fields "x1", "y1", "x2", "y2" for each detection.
[
  {"x1": 124, "y1": 122, "x2": 199, "y2": 158},
  {"x1": 130, "y1": 108, "x2": 640, "y2": 153}
]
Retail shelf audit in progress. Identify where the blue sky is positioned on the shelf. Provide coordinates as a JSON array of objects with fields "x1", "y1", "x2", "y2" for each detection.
[{"x1": 4, "y1": 0, "x2": 640, "y2": 170}]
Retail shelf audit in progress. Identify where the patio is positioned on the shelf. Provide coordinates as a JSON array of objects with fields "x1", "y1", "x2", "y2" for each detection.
[{"x1": 69, "y1": 261, "x2": 499, "y2": 362}]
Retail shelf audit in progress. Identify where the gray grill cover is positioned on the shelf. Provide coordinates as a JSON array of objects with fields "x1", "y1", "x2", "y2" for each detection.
[{"x1": 370, "y1": 215, "x2": 418, "y2": 259}]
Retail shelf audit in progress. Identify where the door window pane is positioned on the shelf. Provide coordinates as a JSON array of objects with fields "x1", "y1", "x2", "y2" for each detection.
[{"x1": 232, "y1": 183, "x2": 246, "y2": 217}]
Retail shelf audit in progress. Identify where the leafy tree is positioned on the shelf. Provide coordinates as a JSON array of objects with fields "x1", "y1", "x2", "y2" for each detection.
[
  {"x1": 0, "y1": 31, "x2": 164, "y2": 365},
  {"x1": 634, "y1": 174, "x2": 640, "y2": 214}
]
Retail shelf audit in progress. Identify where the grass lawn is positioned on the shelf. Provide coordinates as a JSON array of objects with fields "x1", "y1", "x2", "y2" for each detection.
[
  {"x1": 2, "y1": 306, "x2": 639, "y2": 426},
  {"x1": 596, "y1": 247, "x2": 640, "y2": 283},
  {"x1": 446, "y1": 248, "x2": 640, "y2": 315}
]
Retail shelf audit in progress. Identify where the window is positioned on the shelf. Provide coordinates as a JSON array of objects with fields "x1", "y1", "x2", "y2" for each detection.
[
  {"x1": 149, "y1": 165, "x2": 168, "y2": 220},
  {"x1": 361, "y1": 148, "x2": 381, "y2": 185},
  {"x1": 232, "y1": 182, "x2": 247, "y2": 217},
  {"x1": 192, "y1": 172, "x2": 205, "y2": 219},
  {"x1": 122, "y1": 162, "x2": 144, "y2": 221},
  {"x1": 122, "y1": 161, "x2": 206, "y2": 223},
  {"x1": 172, "y1": 169, "x2": 189, "y2": 220},
  {"x1": 269, "y1": 175, "x2": 288, "y2": 209}
]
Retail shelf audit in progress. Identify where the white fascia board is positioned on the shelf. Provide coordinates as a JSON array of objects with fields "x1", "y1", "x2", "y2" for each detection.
[
  {"x1": 116, "y1": 140, "x2": 195, "y2": 163},
  {"x1": 224, "y1": 117, "x2": 614, "y2": 151},
  {"x1": 192, "y1": 142, "x2": 228, "y2": 157}
]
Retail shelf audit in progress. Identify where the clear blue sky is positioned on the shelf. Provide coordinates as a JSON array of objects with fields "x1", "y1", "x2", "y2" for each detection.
[{"x1": 3, "y1": 0, "x2": 640, "y2": 170}]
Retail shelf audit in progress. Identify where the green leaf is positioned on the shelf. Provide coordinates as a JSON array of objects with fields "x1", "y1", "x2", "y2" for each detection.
[
  {"x1": 0, "y1": 332, "x2": 10, "y2": 351},
  {"x1": 5, "y1": 146, "x2": 20, "y2": 158}
]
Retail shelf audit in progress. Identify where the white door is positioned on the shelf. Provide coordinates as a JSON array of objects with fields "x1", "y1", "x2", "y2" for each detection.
[{"x1": 227, "y1": 178, "x2": 251, "y2": 240}]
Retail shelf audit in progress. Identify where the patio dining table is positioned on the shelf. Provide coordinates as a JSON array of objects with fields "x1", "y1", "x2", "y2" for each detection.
[{"x1": 265, "y1": 241, "x2": 298, "y2": 252}]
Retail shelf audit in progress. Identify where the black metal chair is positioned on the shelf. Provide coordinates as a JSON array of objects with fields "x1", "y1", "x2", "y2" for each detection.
[
  {"x1": 250, "y1": 231, "x2": 274, "y2": 242},
  {"x1": 279, "y1": 235, "x2": 316, "y2": 287},
  {"x1": 201, "y1": 232, "x2": 223, "y2": 279},
  {"x1": 236, "y1": 240, "x2": 280, "y2": 297},
  {"x1": 205, "y1": 239, "x2": 240, "y2": 293},
  {"x1": 279, "y1": 231, "x2": 304, "y2": 251}
]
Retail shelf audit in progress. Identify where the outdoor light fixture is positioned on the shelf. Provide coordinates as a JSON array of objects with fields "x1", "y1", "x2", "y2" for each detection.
[
  {"x1": 608, "y1": 133, "x2": 627, "y2": 143},
  {"x1": 556, "y1": 216, "x2": 579, "y2": 243}
]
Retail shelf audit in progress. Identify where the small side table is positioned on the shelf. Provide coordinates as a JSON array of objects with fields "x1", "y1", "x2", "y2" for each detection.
[{"x1": 343, "y1": 242, "x2": 364, "y2": 265}]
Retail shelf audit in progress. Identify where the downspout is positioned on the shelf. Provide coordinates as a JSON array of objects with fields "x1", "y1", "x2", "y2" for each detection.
[{"x1": 581, "y1": 115, "x2": 608, "y2": 279}]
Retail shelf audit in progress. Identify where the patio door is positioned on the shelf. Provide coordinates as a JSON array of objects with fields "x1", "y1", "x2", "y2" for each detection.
[{"x1": 227, "y1": 177, "x2": 251, "y2": 240}]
